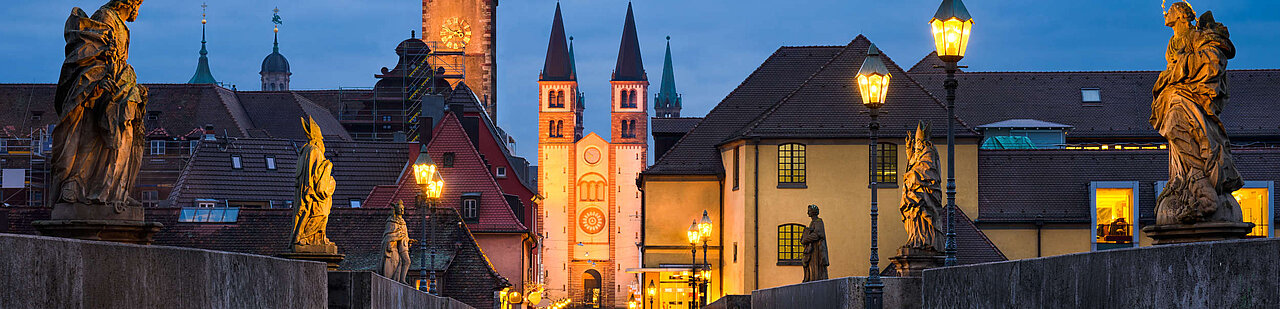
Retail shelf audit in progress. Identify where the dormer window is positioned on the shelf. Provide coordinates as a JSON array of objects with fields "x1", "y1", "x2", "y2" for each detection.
[
  {"x1": 265, "y1": 156, "x2": 277, "y2": 170},
  {"x1": 1081, "y1": 88, "x2": 1102, "y2": 106},
  {"x1": 231, "y1": 155, "x2": 242, "y2": 169}
]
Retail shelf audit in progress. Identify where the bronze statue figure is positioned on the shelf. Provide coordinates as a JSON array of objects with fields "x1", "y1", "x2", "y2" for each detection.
[
  {"x1": 801, "y1": 204, "x2": 828, "y2": 282},
  {"x1": 1150, "y1": 2, "x2": 1243, "y2": 225},
  {"x1": 380, "y1": 200, "x2": 412, "y2": 283},
  {"x1": 291, "y1": 117, "x2": 338, "y2": 253},
  {"x1": 900, "y1": 122, "x2": 944, "y2": 252},
  {"x1": 49, "y1": 0, "x2": 147, "y2": 219}
]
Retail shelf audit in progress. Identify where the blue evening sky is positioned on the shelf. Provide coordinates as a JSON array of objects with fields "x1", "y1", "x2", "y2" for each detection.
[{"x1": 2, "y1": 0, "x2": 1278, "y2": 160}]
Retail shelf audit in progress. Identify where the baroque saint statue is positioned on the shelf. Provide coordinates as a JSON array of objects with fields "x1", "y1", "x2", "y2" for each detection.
[
  {"x1": 900, "y1": 122, "x2": 944, "y2": 253},
  {"x1": 50, "y1": 0, "x2": 147, "y2": 219},
  {"x1": 380, "y1": 200, "x2": 412, "y2": 283},
  {"x1": 291, "y1": 117, "x2": 338, "y2": 253},
  {"x1": 1150, "y1": 2, "x2": 1244, "y2": 226},
  {"x1": 800, "y1": 204, "x2": 828, "y2": 282}
]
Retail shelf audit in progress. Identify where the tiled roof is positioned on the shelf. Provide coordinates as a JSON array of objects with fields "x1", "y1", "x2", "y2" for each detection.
[
  {"x1": 167, "y1": 138, "x2": 412, "y2": 208},
  {"x1": 646, "y1": 46, "x2": 843, "y2": 175},
  {"x1": 651, "y1": 117, "x2": 702, "y2": 134},
  {"x1": 909, "y1": 69, "x2": 1280, "y2": 139},
  {"x1": 365, "y1": 113, "x2": 528, "y2": 233},
  {"x1": 977, "y1": 148, "x2": 1280, "y2": 223},
  {"x1": 236, "y1": 92, "x2": 352, "y2": 141},
  {"x1": 731, "y1": 36, "x2": 977, "y2": 141},
  {"x1": 647, "y1": 36, "x2": 978, "y2": 175},
  {"x1": 905, "y1": 52, "x2": 956, "y2": 74}
]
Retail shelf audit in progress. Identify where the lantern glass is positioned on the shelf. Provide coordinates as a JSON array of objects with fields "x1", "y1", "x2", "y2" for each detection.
[
  {"x1": 698, "y1": 210, "x2": 712, "y2": 238},
  {"x1": 647, "y1": 281, "x2": 657, "y2": 296},
  {"x1": 857, "y1": 73, "x2": 891, "y2": 108},
  {"x1": 930, "y1": 17, "x2": 972, "y2": 59},
  {"x1": 687, "y1": 222, "x2": 700, "y2": 244}
]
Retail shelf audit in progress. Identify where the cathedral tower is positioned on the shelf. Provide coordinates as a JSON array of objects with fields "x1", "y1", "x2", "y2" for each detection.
[
  {"x1": 422, "y1": 0, "x2": 499, "y2": 119},
  {"x1": 610, "y1": 3, "x2": 649, "y2": 145}
]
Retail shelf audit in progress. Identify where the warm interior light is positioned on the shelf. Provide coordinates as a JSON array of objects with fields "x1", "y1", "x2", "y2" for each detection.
[{"x1": 1095, "y1": 188, "x2": 1133, "y2": 244}]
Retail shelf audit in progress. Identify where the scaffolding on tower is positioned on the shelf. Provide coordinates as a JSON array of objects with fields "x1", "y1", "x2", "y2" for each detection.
[{"x1": 335, "y1": 40, "x2": 465, "y2": 142}]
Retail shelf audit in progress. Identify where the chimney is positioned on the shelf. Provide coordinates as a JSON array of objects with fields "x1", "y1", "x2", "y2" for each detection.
[{"x1": 419, "y1": 94, "x2": 446, "y2": 144}]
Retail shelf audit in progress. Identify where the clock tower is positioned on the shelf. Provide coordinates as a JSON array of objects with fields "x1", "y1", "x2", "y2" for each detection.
[{"x1": 422, "y1": 0, "x2": 498, "y2": 119}]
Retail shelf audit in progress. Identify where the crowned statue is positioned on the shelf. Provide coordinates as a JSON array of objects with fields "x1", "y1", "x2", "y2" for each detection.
[
  {"x1": 34, "y1": 0, "x2": 162, "y2": 244},
  {"x1": 1144, "y1": 1, "x2": 1253, "y2": 244},
  {"x1": 890, "y1": 122, "x2": 946, "y2": 276}
]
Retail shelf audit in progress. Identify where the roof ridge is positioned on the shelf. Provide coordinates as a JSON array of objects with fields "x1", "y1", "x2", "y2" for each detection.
[{"x1": 730, "y1": 35, "x2": 866, "y2": 141}]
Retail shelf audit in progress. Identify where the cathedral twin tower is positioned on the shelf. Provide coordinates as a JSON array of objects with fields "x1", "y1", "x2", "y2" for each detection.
[{"x1": 537, "y1": 3, "x2": 672, "y2": 307}]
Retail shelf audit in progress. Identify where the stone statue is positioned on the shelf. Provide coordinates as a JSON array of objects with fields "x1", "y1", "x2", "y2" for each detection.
[
  {"x1": 800, "y1": 204, "x2": 828, "y2": 282},
  {"x1": 900, "y1": 122, "x2": 944, "y2": 252},
  {"x1": 34, "y1": 0, "x2": 161, "y2": 244},
  {"x1": 380, "y1": 200, "x2": 412, "y2": 283},
  {"x1": 50, "y1": 0, "x2": 147, "y2": 218},
  {"x1": 290, "y1": 117, "x2": 338, "y2": 253},
  {"x1": 1145, "y1": 2, "x2": 1252, "y2": 244}
]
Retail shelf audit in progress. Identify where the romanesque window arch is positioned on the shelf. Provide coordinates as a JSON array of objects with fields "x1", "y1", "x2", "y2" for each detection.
[{"x1": 578, "y1": 173, "x2": 606, "y2": 201}]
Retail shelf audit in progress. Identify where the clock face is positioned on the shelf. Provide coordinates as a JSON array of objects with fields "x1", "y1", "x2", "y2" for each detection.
[
  {"x1": 579, "y1": 207, "x2": 605, "y2": 234},
  {"x1": 440, "y1": 17, "x2": 472, "y2": 50},
  {"x1": 584, "y1": 148, "x2": 601, "y2": 165}
]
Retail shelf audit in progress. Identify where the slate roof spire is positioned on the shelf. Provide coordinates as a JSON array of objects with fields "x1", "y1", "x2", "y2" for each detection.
[
  {"x1": 540, "y1": 3, "x2": 574, "y2": 81},
  {"x1": 188, "y1": 2, "x2": 218, "y2": 84},
  {"x1": 568, "y1": 36, "x2": 578, "y2": 79},
  {"x1": 655, "y1": 36, "x2": 681, "y2": 117},
  {"x1": 611, "y1": 2, "x2": 646, "y2": 81}
]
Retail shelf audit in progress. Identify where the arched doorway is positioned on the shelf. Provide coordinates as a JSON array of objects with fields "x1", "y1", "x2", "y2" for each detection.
[{"x1": 582, "y1": 269, "x2": 602, "y2": 308}]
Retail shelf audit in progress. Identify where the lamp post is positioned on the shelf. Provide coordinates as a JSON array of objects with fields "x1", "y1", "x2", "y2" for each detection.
[
  {"x1": 413, "y1": 144, "x2": 445, "y2": 294},
  {"x1": 929, "y1": 0, "x2": 973, "y2": 267},
  {"x1": 698, "y1": 210, "x2": 712, "y2": 307},
  {"x1": 686, "y1": 221, "x2": 700, "y2": 309},
  {"x1": 647, "y1": 280, "x2": 657, "y2": 309},
  {"x1": 856, "y1": 43, "x2": 892, "y2": 309}
]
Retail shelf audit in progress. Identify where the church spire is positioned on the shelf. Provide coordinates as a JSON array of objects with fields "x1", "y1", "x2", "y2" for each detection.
[
  {"x1": 612, "y1": 2, "x2": 646, "y2": 81},
  {"x1": 540, "y1": 3, "x2": 573, "y2": 81},
  {"x1": 188, "y1": 2, "x2": 217, "y2": 84},
  {"x1": 655, "y1": 36, "x2": 681, "y2": 117},
  {"x1": 568, "y1": 36, "x2": 578, "y2": 80}
]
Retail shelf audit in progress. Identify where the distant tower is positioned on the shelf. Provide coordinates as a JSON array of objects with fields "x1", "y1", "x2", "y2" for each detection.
[
  {"x1": 187, "y1": 3, "x2": 217, "y2": 84},
  {"x1": 654, "y1": 36, "x2": 681, "y2": 118},
  {"x1": 569, "y1": 36, "x2": 585, "y2": 139},
  {"x1": 260, "y1": 7, "x2": 291, "y2": 91},
  {"x1": 421, "y1": 0, "x2": 499, "y2": 119}
]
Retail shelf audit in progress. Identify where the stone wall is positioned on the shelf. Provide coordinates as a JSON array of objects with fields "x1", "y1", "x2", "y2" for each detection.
[
  {"x1": 923, "y1": 238, "x2": 1280, "y2": 308},
  {"x1": 706, "y1": 295, "x2": 751, "y2": 309},
  {"x1": 0, "y1": 233, "x2": 328, "y2": 308},
  {"x1": 750, "y1": 277, "x2": 922, "y2": 309},
  {"x1": 328, "y1": 271, "x2": 474, "y2": 309}
]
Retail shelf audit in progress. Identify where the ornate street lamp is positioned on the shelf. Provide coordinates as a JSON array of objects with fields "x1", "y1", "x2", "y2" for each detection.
[
  {"x1": 930, "y1": 0, "x2": 973, "y2": 267},
  {"x1": 856, "y1": 43, "x2": 892, "y2": 309},
  {"x1": 697, "y1": 210, "x2": 712, "y2": 307},
  {"x1": 647, "y1": 280, "x2": 657, "y2": 309},
  {"x1": 412, "y1": 144, "x2": 445, "y2": 294},
  {"x1": 686, "y1": 221, "x2": 701, "y2": 309}
]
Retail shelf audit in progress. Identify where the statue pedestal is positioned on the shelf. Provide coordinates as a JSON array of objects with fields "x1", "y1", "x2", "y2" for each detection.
[
  {"x1": 1142, "y1": 221, "x2": 1254, "y2": 245},
  {"x1": 279, "y1": 243, "x2": 344, "y2": 270},
  {"x1": 32, "y1": 202, "x2": 162, "y2": 245},
  {"x1": 890, "y1": 247, "x2": 944, "y2": 277}
]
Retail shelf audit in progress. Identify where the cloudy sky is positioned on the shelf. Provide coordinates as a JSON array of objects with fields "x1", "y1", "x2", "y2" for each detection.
[{"x1": 3, "y1": 0, "x2": 1279, "y2": 160}]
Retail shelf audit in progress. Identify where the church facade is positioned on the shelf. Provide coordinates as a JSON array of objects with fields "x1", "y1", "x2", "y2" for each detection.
[{"x1": 537, "y1": 4, "x2": 648, "y2": 308}]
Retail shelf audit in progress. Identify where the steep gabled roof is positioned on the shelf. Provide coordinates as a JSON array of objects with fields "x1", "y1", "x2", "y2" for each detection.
[
  {"x1": 612, "y1": 3, "x2": 646, "y2": 81},
  {"x1": 540, "y1": 3, "x2": 574, "y2": 81},
  {"x1": 366, "y1": 113, "x2": 528, "y2": 233}
]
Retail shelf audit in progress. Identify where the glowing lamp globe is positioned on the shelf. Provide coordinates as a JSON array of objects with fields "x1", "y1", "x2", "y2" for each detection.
[
  {"x1": 527, "y1": 290, "x2": 542, "y2": 304},
  {"x1": 856, "y1": 44, "x2": 892, "y2": 110},
  {"x1": 687, "y1": 222, "x2": 701, "y2": 245},
  {"x1": 698, "y1": 210, "x2": 713, "y2": 239},
  {"x1": 413, "y1": 145, "x2": 445, "y2": 200},
  {"x1": 930, "y1": 0, "x2": 974, "y2": 62},
  {"x1": 647, "y1": 281, "x2": 657, "y2": 296}
]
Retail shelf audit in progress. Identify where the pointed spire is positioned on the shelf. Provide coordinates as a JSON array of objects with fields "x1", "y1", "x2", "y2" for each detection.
[
  {"x1": 272, "y1": 7, "x2": 281, "y2": 53},
  {"x1": 655, "y1": 36, "x2": 680, "y2": 117},
  {"x1": 188, "y1": 2, "x2": 217, "y2": 84},
  {"x1": 612, "y1": 2, "x2": 646, "y2": 81},
  {"x1": 568, "y1": 36, "x2": 578, "y2": 79},
  {"x1": 540, "y1": 3, "x2": 574, "y2": 81}
]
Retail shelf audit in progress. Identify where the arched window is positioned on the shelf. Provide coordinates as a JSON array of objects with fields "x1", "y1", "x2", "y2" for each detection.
[
  {"x1": 578, "y1": 173, "x2": 606, "y2": 201},
  {"x1": 558, "y1": 90, "x2": 566, "y2": 107},
  {"x1": 777, "y1": 223, "x2": 806, "y2": 265},
  {"x1": 548, "y1": 120, "x2": 556, "y2": 137},
  {"x1": 555, "y1": 120, "x2": 563, "y2": 137},
  {"x1": 620, "y1": 120, "x2": 629, "y2": 138},
  {"x1": 618, "y1": 89, "x2": 628, "y2": 109},
  {"x1": 778, "y1": 143, "x2": 807, "y2": 185},
  {"x1": 629, "y1": 120, "x2": 637, "y2": 137},
  {"x1": 627, "y1": 90, "x2": 638, "y2": 108}
]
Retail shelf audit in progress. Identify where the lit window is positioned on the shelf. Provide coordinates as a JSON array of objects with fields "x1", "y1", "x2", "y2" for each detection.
[
  {"x1": 876, "y1": 143, "x2": 897, "y2": 184},
  {"x1": 777, "y1": 223, "x2": 806, "y2": 265},
  {"x1": 231, "y1": 155, "x2": 242, "y2": 169},
  {"x1": 777, "y1": 143, "x2": 806, "y2": 186},
  {"x1": 1091, "y1": 181, "x2": 1137, "y2": 250},
  {"x1": 350, "y1": 199, "x2": 362, "y2": 208},
  {"x1": 265, "y1": 157, "x2": 277, "y2": 170},
  {"x1": 382, "y1": 116, "x2": 392, "y2": 122},
  {"x1": 178, "y1": 206, "x2": 240, "y2": 223},
  {"x1": 197, "y1": 200, "x2": 218, "y2": 208},
  {"x1": 1081, "y1": 88, "x2": 1101, "y2": 106},
  {"x1": 1164, "y1": 181, "x2": 1273, "y2": 238},
  {"x1": 150, "y1": 140, "x2": 166, "y2": 155}
]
